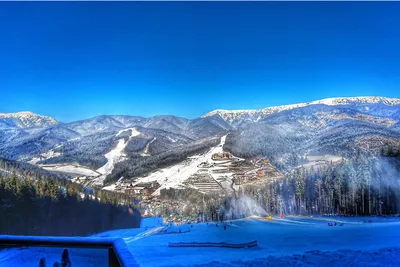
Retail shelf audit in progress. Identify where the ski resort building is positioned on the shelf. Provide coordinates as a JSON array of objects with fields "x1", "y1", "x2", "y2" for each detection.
[
  {"x1": 129, "y1": 182, "x2": 160, "y2": 196},
  {"x1": 211, "y1": 152, "x2": 233, "y2": 160},
  {"x1": 256, "y1": 169, "x2": 265, "y2": 178}
]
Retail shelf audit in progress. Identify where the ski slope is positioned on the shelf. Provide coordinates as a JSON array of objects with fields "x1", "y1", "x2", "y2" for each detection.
[
  {"x1": 132, "y1": 135, "x2": 239, "y2": 194},
  {"x1": 93, "y1": 128, "x2": 140, "y2": 185}
]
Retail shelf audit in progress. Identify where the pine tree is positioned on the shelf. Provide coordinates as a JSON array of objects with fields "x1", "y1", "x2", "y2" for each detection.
[
  {"x1": 46, "y1": 179, "x2": 60, "y2": 200},
  {"x1": 5, "y1": 172, "x2": 20, "y2": 195},
  {"x1": 295, "y1": 170, "x2": 305, "y2": 213},
  {"x1": 387, "y1": 144, "x2": 395, "y2": 156},
  {"x1": 37, "y1": 176, "x2": 45, "y2": 197}
]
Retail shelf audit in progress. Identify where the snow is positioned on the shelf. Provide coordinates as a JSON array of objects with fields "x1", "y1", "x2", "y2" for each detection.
[
  {"x1": 202, "y1": 96, "x2": 400, "y2": 124},
  {"x1": 28, "y1": 150, "x2": 62, "y2": 165},
  {"x1": 132, "y1": 135, "x2": 239, "y2": 194},
  {"x1": 0, "y1": 111, "x2": 58, "y2": 128},
  {"x1": 307, "y1": 155, "x2": 343, "y2": 162},
  {"x1": 141, "y1": 137, "x2": 156, "y2": 156},
  {"x1": 40, "y1": 164, "x2": 100, "y2": 177},
  {"x1": 298, "y1": 155, "x2": 344, "y2": 170},
  {"x1": 0, "y1": 247, "x2": 107, "y2": 267},
  {"x1": 1, "y1": 216, "x2": 400, "y2": 266},
  {"x1": 93, "y1": 128, "x2": 140, "y2": 185},
  {"x1": 97, "y1": 215, "x2": 400, "y2": 267},
  {"x1": 167, "y1": 136, "x2": 177, "y2": 143},
  {"x1": 116, "y1": 127, "x2": 138, "y2": 137},
  {"x1": 0, "y1": 236, "x2": 138, "y2": 267}
]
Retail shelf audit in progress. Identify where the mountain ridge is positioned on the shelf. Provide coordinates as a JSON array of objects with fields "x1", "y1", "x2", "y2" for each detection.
[
  {"x1": 201, "y1": 96, "x2": 400, "y2": 124},
  {"x1": 2, "y1": 97, "x2": 399, "y2": 127}
]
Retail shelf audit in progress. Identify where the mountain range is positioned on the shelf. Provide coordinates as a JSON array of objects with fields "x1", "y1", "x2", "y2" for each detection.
[{"x1": 1, "y1": 96, "x2": 400, "y2": 188}]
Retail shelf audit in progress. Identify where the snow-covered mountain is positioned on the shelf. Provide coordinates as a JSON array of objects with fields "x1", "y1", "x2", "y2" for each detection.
[
  {"x1": 1, "y1": 96, "x2": 400, "y2": 188},
  {"x1": 0, "y1": 111, "x2": 58, "y2": 128},
  {"x1": 202, "y1": 96, "x2": 400, "y2": 125}
]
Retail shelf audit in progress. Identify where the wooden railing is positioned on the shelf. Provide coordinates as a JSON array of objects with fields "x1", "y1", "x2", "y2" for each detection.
[{"x1": 0, "y1": 235, "x2": 139, "y2": 267}]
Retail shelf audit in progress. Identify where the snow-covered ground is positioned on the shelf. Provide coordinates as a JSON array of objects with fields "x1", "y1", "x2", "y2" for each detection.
[
  {"x1": 39, "y1": 164, "x2": 100, "y2": 177},
  {"x1": 1, "y1": 216, "x2": 400, "y2": 266},
  {"x1": 132, "y1": 135, "x2": 241, "y2": 194},
  {"x1": 97, "y1": 216, "x2": 400, "y2": 267},
  {"x1": 306, "y1": 155, "x2": 343, "y2": 163},
  {"x1": 0, "y1": 247, "x2": 107, "y2": 267},
  {"x1": 298, "y1": 154, "x2": 344, "y2": 170},
  {"x1": 141, "y1": 137, "x2": 156, "y2": 156}
]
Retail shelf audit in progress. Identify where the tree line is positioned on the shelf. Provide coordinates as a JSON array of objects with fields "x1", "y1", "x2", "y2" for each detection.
[
  {"x1": 236, "y1": 153, "x2": 400, "y2": 216},
  {"x1": 0, "y1": 158, "x2": 141, "y2": 236},
  {"x1": 159, "y1": 149, "x2": 400, "y2": 220}
]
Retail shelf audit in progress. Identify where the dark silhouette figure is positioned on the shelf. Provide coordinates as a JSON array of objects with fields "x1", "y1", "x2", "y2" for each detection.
[
  {"x1": 39, "y1": 258, "x2": 46, "y2": 267},
  {"x1": 61, "y1": 249, "x2": 71, "y2": 267},
  {"x1": 224, "y1": 225, "x2": 227, "y2": 230}
]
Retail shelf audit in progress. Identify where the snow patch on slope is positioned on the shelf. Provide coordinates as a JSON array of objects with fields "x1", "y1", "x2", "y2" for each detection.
[
  {"x1": 41, "y1": 164, "x2": 100, "y2": 177},
  {"x1": 132, "y1": 135, "x2": 236, "y2": 194},
  {"x1": 140, "y1": 137, "x2": 156, "y2": 157},
  {"x1": 94, "y1": 128, "x2": 140, "y2": 185}
]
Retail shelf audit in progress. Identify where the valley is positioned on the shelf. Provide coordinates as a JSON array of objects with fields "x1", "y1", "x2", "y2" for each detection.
[{"x1": 1, "y1": 96, "x2": 400, "y2": 218}]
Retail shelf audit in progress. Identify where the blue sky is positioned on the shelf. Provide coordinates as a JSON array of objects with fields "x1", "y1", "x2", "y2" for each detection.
[{"x1": 1, "y1": 2, "x2": 399, "y2": 122}]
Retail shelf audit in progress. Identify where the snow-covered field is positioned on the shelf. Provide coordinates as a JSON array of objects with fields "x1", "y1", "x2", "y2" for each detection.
[
  {"x1": 1, "y1": 216, "x2": 400, "y2": 266},
  {"x1": 0, "y1": 247, "x2": 107, "y2": 267},
  {"x1": 98, "y1": 216, "x2": 400, "y2": 267},
  {"x1": 306, "y1": 155, "x2": 343, "y2": 163},
  {"x1": 298, "y1": 154, "x2": 344, "y2": 170},
  {"x1": 39, "y1": 164, "x2": 100, "y2": 177}
]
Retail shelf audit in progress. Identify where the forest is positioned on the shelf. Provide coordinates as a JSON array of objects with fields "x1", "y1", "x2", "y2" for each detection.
[
  {"x1": 238, "y1": 153, "x2": 400, "y2": 216},
  {"x1": 159, "y1": 148, "x2": 400, "y2": 221},
  {"x1": 0, "y1": 158, "x2": 141, "y2": 236}
]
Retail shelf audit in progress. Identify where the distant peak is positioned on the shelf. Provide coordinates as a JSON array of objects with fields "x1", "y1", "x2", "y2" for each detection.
[
  {"x1": 0, "y1": 111, "x2": 58, "y2": 128},
  {"x1": 202, "y1": 96, "x2": 400, "y2": 122}
]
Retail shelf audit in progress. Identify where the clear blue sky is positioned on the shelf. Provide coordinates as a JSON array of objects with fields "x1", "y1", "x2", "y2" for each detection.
[{"x1": 1, "y1": 2, "x2": 399, "y2": 122}]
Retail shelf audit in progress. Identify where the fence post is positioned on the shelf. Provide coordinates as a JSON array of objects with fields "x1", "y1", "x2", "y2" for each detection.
[{"x1": 108, "y1": 247, "x2": 120, "y2": 267}]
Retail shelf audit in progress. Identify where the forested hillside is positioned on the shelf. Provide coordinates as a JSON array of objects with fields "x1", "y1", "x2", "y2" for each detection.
[
  {"x1": 105, "y1": 136, "x2": 221, "y2": 185},
  {"x1": 0, "y1": 158, "x2": 141, "y2": 236}
]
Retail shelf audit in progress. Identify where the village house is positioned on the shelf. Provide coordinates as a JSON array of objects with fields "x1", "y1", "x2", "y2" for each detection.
[
  {"x1": 132, "y1": 186, "x2": 145, "y2": 195},
  {"x1": 211, "y1": 152, "x2": 233, "y2": 160},
  {"x1": 256, "y1": 169, "x2": 264, "y2": 178},
  {"x1": 128, "y1": 181, "x2": 161, "y2": 196},
  {"x1": 233, "y1": 176, "x2": 242, "y2": 185}
]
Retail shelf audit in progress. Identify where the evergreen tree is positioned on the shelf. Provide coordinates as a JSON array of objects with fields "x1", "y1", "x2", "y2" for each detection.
[{"x1": 387, "y1": 144, "x2": 395, "y2": 157}]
